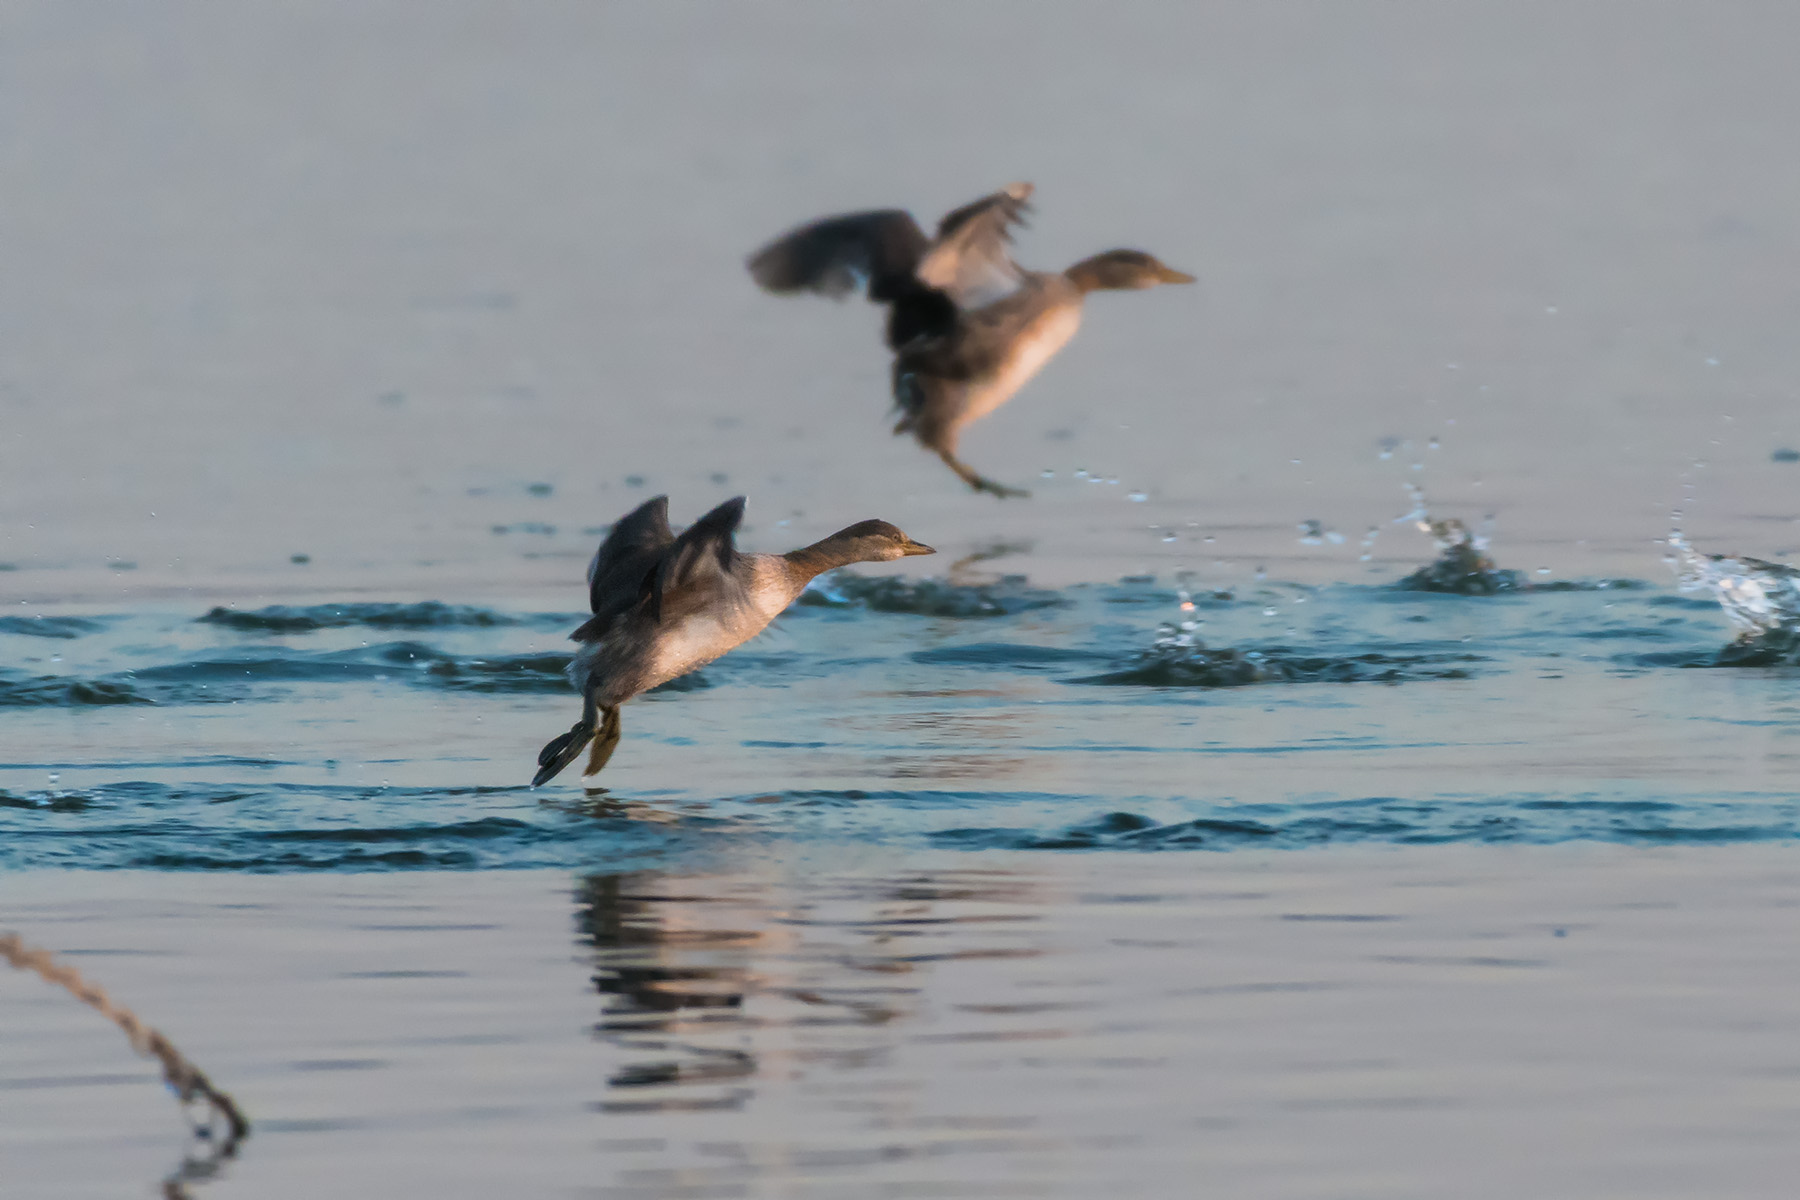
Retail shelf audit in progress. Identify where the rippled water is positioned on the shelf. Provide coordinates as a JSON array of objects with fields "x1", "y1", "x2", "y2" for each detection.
[{"x1": 6, "y1": 569, "x2": 1797, "y2": 874}]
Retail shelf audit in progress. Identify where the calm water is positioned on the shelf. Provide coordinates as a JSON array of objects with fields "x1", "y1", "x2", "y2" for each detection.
[{"x1": 6, "y1": 2, "x2": 1800, "y2": 1196}]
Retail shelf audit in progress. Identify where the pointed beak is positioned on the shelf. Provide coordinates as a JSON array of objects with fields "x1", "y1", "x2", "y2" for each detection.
[
  {"x1": 902, "y1": 539, "x2": 936, "y2": 556},
  {"x1": 1157, "y1": 266, "x2": 1197, "y2": 285}
]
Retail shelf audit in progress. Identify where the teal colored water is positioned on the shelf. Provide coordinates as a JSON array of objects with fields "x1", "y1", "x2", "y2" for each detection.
[{"x1": 6, "y1": 572, "x2": 1795, "y2": 872}]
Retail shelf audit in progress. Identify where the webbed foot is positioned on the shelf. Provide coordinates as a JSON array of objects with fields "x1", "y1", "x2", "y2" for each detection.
[
  {"x1": 939, "y1": 449, "x2": 1031, "y2": 500},
  {"x1": 579, "y1": 705, "x2": 622, "y2": 788},
  {"x1": 970, "y1": 476, "x2": 1031, "y2": 500},
  {"x1": 533, "y1": 718, "x2": 595, "y2": 787}
]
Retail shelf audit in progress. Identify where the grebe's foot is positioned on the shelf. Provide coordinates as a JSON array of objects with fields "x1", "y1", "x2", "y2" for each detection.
[
  {"x1": 578, "y1": 705, "x2": 622, "y2": 786},
  {"x1": 939, "y1": 449, "x2": 1031, "y2": 500},
  {"x1": 970, "y1": 476, "x2": 1031, "y2": 500},
  {"x1": 532, "y1": 718, "x2": 595, "y2": 787}
]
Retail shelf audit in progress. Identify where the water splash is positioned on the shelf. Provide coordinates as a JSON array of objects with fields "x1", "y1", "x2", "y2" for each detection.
[
  {"x1": 1393, "y1": 485, "x2": 1521, "y2": 594},
  {"x1": 1082, "y1": 603, "x2": 1479, "y2": 687},
  {"x1": 1667, "y1": 531, "x2": 1800, "y2": 664}
]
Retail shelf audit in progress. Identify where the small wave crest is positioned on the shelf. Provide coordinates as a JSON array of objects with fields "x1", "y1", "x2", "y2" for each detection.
[
  {"x1": 799, "y1": 574, "x2": 1066, "y2": 617},
  {"x1": 198, "y1": 602, "x2": 562, "y2": 633},
  {"x1": 0, "y1": 781, "x2": 697, "y2": 871},
  {"x1": 931, "y1": 792, "x2": 1800, "y2": 851},
  {"x1": 0, "y1": 670, "x2": 156, "y2": 707},
  {"x1": 0, "y1": 644, "x2": 581, "y2": 707},
  {"x1": 0, "y1": 616, "x2": 107, "y2": 640}
]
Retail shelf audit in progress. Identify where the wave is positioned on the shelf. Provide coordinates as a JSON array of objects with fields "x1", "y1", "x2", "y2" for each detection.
[
  {"x1": 198, "y1": 602, "x2": 569, "y2": 633},
  {"x1": 1078, "y1": 641, "x2": 1483, "y2": 687},
  {"x1": 0, "y1": 616, "x2": 107, "y2": 639},
  {"x1": 0, "y1": 670, "x2": 157, "y2": 707},
  {"x1": 929, "y1": 792, "x2": 1800, "y2": 851},
  {"x1": 6, "y1": 780, "x2": 1797, "y2": 871},
  {"x1": 0, "y1": 644, "x2": 582, "y2": 707},
  {"x1": 799, "y1": 574, "x2": 1066, "y2": 617},
  {"x1": 0, "y1": 781, "x2": 705, "y2": 871}
]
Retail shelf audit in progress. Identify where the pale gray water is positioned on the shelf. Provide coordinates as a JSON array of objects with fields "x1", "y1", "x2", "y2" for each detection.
[{"x1": 4, "y1": 3, "x2": 1800, "y2": 1197}]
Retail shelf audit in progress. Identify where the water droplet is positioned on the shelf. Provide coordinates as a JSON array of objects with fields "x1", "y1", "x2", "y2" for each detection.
[
  {"x1": 1545, "y1": 306, "x2": 1558, "y2": 315},
  {"x1": 1262, "y1": 606, "x2": 1278, "y2": 617},
  {"x1": 1536, "y1": 567, "x2": 1551, "y2": 575},
  {"x1": 1128, "y1": 491, "x2": 1147, "y2": 502},
  {"x1": 47, "y1": 773, "x2": 59, "y2": 784},
  {"x1": 1041, "y1": 469, "x2": 1055, "y2": 478},
  {"x1": 1705, "y1": 357, "x2": 1720, "y2": 367},
  {"x1": 1161, "y1": 533, "x2": 1178, "y2": 543}
]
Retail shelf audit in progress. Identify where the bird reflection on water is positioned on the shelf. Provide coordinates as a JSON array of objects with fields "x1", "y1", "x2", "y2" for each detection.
[{"x1": 573, "y1": 868, "x2": 1043, "y2": 1120}]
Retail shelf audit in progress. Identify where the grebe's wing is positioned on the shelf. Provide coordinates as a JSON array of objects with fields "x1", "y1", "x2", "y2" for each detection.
[
  {"x1": 572, "y1": 495, "x2": 674, "y2": 642},
  {"x1": 915, "y1": 182, "x2": 1033, "y2": 310},
  {"x1": 747, "y1": 210, "x2": 929, "y2": 302},
  {"x1": 649, "y1": 495, "x2": 751, "y2": 623}
]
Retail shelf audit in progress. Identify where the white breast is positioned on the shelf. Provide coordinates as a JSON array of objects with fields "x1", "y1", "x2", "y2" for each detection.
[
  {"x1": 646, "y1": 567, "x2": 793, "y2": 689},
  {"x1": 968, "y1": 304, "x2": 1083, "y2": 422},
  {"x1": 647, "y1": 614, "x2": 739, "y2": 686}
]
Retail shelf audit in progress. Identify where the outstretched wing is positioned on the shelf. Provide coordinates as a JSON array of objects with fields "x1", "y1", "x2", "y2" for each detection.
[
  {"x1": 572, "y1": 495, "x2": 675, "y2": 642},
  {"x1": 649, "y1": 495, "x2": 750, "y2": 623},
  {"x1": 915, "y1": 182, "x2": 1032, "y2": 310},
  {"x1": 747, "y1": 210, "x2": 930, "y2": 302}
]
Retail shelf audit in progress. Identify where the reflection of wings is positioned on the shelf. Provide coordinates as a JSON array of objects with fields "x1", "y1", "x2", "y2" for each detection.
[
  {"x1": 575, "y1": 496, "x2": 674, "y2": 642},
  {"x1": 915, "y1": 182, "x2": 1032, "y2": 310},
  {"x1": 649, "y1": 496, "x2": 749, "y2": 624},
  {"x1": 746, "y1": 211, "x2": 930, "y2": 302}
]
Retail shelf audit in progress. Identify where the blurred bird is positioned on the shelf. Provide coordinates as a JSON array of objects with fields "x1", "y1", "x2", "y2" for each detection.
[
  {"x1": 532, "y1": 495, "x2": 934, "y2": 787},
  {"x1": 748, "y1": 183, "x2": 1194, "y2": 498}
]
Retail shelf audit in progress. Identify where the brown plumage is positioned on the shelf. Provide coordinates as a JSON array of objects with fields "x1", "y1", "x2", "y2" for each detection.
[
  {"x1": 748, "y1": 183, "x2": 1194, "y2": 497},
  {"x1": 532, "y1": 495, "x2": 934, "y2": 787}
]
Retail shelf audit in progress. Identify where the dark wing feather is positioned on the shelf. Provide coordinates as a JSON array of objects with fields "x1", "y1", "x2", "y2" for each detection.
[
  {"x1": 915, "y1": 183, "x2": 1032, "y2": 309},
  {"x1": 571, "y1": 496, "x2": 674, "y2": 642},
  {"x1": 747, "y1": 210, "x2": 930, "y2": 302},
  {"x1": 649, "y1": 496, "x2": 749, "y2": 623}
]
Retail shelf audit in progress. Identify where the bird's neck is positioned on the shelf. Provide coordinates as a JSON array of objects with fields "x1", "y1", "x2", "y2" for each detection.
[
  {"x1": 783, "y1": 537, "x2": 865, "y2": 580},
  {"x1": 1063, "y1": 255, "x2": 1126, "y2": 294}
]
